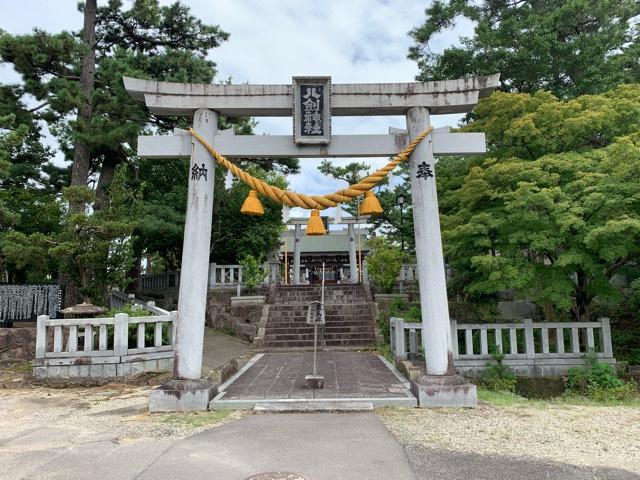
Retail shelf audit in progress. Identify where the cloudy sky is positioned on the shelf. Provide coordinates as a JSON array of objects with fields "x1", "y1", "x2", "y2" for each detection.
[{"x1": 1, "y1": 0, "x2": 473, "y2": 219}]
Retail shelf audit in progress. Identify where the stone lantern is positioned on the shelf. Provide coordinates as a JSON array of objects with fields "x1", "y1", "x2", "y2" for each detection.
[{"x1": 59, "y1": 302, "x2": 107, "y2": 319}]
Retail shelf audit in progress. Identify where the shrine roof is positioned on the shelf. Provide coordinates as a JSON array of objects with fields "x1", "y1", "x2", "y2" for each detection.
[{"x1": 280, "y1": 231, "x2": 370, "y2": 254}]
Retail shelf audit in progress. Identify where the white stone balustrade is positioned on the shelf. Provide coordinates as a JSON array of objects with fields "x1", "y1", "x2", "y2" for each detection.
[
  {"x1": 33, "y1": 306, "x2": 177, "y2": 380},
  {"x1": 208, "y1": 264, "x2": 244, "y2": 287},
  {"x1": 138, "y1": 270, "x2": 180, "y2": 293},
  {"x1": 390, "y1": 317, "x2": 615, "y2": 377},
  {"x1": 138, "y1": 264, "x2": 280, "y2": 293},
  {"x1": 399, "y1": 264, "x2": 418, "y2": 282}
]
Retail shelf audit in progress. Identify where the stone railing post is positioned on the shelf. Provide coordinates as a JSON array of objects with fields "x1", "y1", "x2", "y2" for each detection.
[
  {"x1": 450, "y1": 318, "x2": 458, "y2": 360},
  {"x1": 35, "y1": 315, "x2": 48, "y2": 359},
  {"x1": 390, "y1": 318, "x2": 396, "y2": 357},
  {"x1": 209, "y1": 263, "x2": 216, "y2": 288},
  {"x1": 114, "y1": 313, "x2": 129, "y2": 356},
  {"x1": 169, "y1": 311, "x2": 178, "y2": 346},
  {"x1": 392, "y1": 317, "x2": 405, "y2": 360},
  {"x1": 524, "y1": 319, "x2": 535, "y2": 359},
  {"x1": 600, "y1": 317, "x2": 613, "y2": 357}
]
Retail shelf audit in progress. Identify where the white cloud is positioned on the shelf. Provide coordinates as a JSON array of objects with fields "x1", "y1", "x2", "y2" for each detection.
[{"x1": 1, "y1": 0, "x2": 475, "y2": 210}]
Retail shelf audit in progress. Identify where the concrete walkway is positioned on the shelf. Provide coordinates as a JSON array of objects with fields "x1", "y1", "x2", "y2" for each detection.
[{"x1": 139, "y1": 413, "x2": 417, "y2": 480}]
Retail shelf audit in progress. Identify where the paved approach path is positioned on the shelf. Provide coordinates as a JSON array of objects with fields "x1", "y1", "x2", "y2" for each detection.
[{"x1": 212, "y1": 352, "x2": 415, "y2": 409}]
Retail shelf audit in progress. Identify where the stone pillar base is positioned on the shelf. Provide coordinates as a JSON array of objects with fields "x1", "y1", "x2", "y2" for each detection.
[
  {"x1": 149, "y1": 378, "x2": 218, "y2": 412},
  {"x1": 410, "y1": 375, "x2": 477, "y2": 408}
]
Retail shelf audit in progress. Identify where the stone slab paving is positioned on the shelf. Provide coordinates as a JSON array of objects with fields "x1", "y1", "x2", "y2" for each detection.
[{"x1": 210, "y1": 351, "x2": 417, "y2": 409}]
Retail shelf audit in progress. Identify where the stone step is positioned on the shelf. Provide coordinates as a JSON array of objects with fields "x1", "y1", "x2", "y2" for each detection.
[
  {"x1": 266, "y1": 326, "x2": 374, "y2": 334},
  {"x1": 269, "y1": 304, "x2": 372, "y2": 312},
  {"x1": 269, "y1": 312, "x2": 371, "y2": 323},
  {"x1": 263, "y1": 339, "x2": 374, "y2": 348},
  {"x1": 265, "y1": 283, "x2": 374, "y2": 348},
  {"x1": 266, "y1": 321, "x2": 374, "y2": 329},
  {"x1": 266, "y1": 325, "x2": 374, "y2": 333},
  {"x1": 267, "y1": 319, "x2": 373, "y2": 326},
  {"x1": 277, "y1": 285, "x2": 364, "y2": 290},
  {"x1": 268, "y1": 314, "x2": 372, "y2": 320},
  {"x1": 274, "y1": 291, "x2": 366, "y2": 295},
  {"x1": 253, "y1": 401, "x2": 374, "y2": 413},
  {"x1": 272, "y1": 297, "x2": 368, "y2": 304},
  {"x1": 264, "y1": 333, "x2": 374, "y2": 342}
]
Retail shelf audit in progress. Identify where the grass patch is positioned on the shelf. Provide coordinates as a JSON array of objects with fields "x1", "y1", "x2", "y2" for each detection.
[
  {"x1": 477, "y1": 388, "x2": 540, "y2": 407},
  {"x1": 376, "y1": 344, "x2": 394, "y2": 363},
  {"x1": 156, "y1": 409, "x2": 239, "y2": 428},
  {"x1": 0, "y1": 360, "x2": 32, "y2": 374},
  {"x1": 478, "y1": 388, "x2": 640, "y2": 408},
  {"x1": 553, "y1": 393, "x2": 640, "y2": 407}
]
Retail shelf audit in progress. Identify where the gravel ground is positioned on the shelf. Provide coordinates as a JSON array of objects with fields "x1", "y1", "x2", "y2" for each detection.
[
  {"x1": 0, "y1": 384, "x2": 246, "y2": 441},
  {"x1": 378, "y1": 403, "x2": 640, "y2": 474}
]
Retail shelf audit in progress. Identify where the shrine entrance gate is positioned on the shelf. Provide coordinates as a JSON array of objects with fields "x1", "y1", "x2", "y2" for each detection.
[{"x1": 124, "y1": 74, "x2": 500, "y2": 410}]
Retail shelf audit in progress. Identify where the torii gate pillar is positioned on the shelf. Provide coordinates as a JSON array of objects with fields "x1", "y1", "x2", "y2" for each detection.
[
  {"x1": 149, "y1": 108, "x2": 218, "y2": 412},
  {"x1": 406, "y1": 107, "x2": 477, "y2": 407}
]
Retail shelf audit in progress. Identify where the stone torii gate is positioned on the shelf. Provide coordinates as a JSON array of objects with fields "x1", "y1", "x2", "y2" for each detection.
[{"x1": 124, "y1": 74, "x2": 499, "y2": 410}]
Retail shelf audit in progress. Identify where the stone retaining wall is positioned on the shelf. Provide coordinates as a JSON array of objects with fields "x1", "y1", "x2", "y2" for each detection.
[
  {"x1": 206, "y1": 290, "x2": 264, "y2": 341},
  {"x1": 0, "y1": 328, "x2": 36, "y2": 361}
]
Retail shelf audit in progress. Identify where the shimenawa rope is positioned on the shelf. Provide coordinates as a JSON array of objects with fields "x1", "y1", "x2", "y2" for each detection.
[{"x1": 189, "y1": 126, "x2": 433, "y2": 210}]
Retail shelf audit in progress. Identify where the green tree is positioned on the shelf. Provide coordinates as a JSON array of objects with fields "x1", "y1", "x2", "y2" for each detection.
[
  {"x1": 318, "y1": 159, "x2": 370, "y2": 215},
  {"x1": 210, "y1": 168, "x2": 287, "y2": 265},
  {"x1": 317, "y1": 158, "x2": 412, "y2": 251},
  {"x1": 409, "y1": 0, "x2": 640, "y2": 97},
  {"x1": 373, "y1": 166, "x2": 415, "y2": 255},
  {"x1": 0, "y1": 85, "x2": 64, "y2": 283},
  {"x1": 440, "y1": 85, "x2": 640, "y2": 321},
  {"x1": 366, "y1": 237, "x2": 404, "y2": 294},
  {"x1": 239, "y1": 254, "x2": 266, "y2": 294},
  {"x1": 0, "y1": 2, "x2": 279, "y2": 303},
  {"x1": 0, "y1": 1, "x2": 293, "y2": 302}
]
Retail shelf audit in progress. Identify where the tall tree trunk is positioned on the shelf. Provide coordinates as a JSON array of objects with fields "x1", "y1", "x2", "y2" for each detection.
[
  {"x1": 94, "y1": 151, "x2": 123, "y2": 211},
  {"x1": 69, "y1": 0, "x2": 97, "y2": 214},
  {"x1": 572, "y1": 270, "x2": 591, "y2": 322},
  {"x1": 58, "y1": 271, "x2": 80, "y2": 308},
  {"x1": 61, "y1": 0, "x2": 97, "y2": 307}
]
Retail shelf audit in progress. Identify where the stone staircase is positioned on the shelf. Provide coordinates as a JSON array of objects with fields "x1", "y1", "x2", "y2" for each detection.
[{"x1": 263, "y1": 284, "x2": 376, "y2": 350}]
